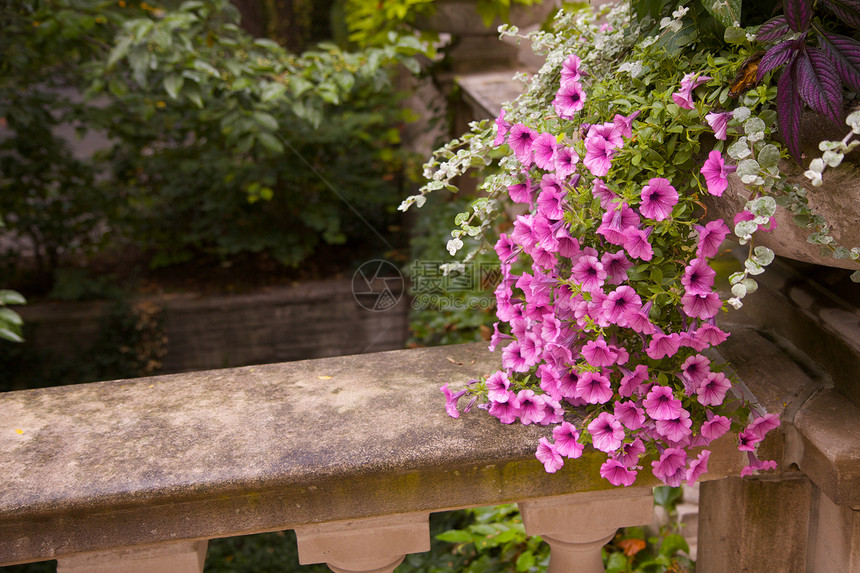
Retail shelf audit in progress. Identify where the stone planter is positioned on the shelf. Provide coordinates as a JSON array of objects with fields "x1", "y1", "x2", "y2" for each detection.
[
  {"x1": 414, "y1": 0, "x2": 557, "y2": 72},
  {"x1": 702, "y1": 113, "x2": 860, "y2": 271}
]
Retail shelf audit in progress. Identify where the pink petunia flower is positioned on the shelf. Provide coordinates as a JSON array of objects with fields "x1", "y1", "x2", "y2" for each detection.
[
  {"x1": 582, "y1": 338, "x2": 619, "y2": 367},
  {"x1": 576, "y1": 370, "x2": 613, "y2": 404},
  {"x1": 553, "y1": 421, "x2": 584, "y2": 458},
  {"x1": 493, "y1": 109, "x2": 511, "y2": 146},
  {"x1": 571, "y1": 255, "x2": 607, "y2": 293},
  {"x1": 639, "y1": 177, "x2": 679, "y2": 221},
  {"x1": 553, "y1": 145, "x2": 579, "y2": 179},
  {"x1": 697, "y1": 371, "x2": 732, "y2": 406},
  {"x1": 508, "y1": 123, "x2": 538, "y2": 166},
  {"x1": 553, "y1": 81, "x2": 587, "y2": 119},
  {"x1": 686, "y1": 450, "x2": 711, "y2": 485},
  {"x1": 440, "y1": 383, "x2": 467, "y2": 419},
  {"x1": 672, "y1": 73, "x2": 711, "y2": 109},
  {"x1": 507, "y1": 178, "x2": 533, "y2": 206},
  {"x1": 516, "y1": 389, "x2": 548, "y2": 425},
  {"x1": 601, "y1": 458, "x2": 637, "y2": 486},
  {"x1": 613, "y1": 111, "x2": 641, "y2": 139},
  {"x1": 602, "y1": 249, "x2": 633, "y2": 284},
  {"x1": 614, "y1": 400, "x2": 646, "y2": 430},
  {"x1": 656, "y1": 408, "x2": 693, "y2": 442},
  {"x1": 700, "y1": 149, "x2": 736, "y2": 196},
  {"x1": 485, "y1": 370, "x2": 512, "y2": 403},
  {"x1": 623, "y1": 227, "x2": 653, "y2": 261},
  {"x1": 694, "y1": 323, "x2": 730, "y2": 347},
  {"x1": 681, "y1": 291, "x2": 722, "y2": 320},
  {"x1": 532, "y1": 132, "x2": 559, "y2": 171},
  {"x1": 602, "y1": 285, "x2": 641, "y2": 325},
  {"x1": 619, "y1": 364, "x2": 649, "y2": 397},
  {"x1": 680, "y1": 354, "x2": 711, "y2": 393},
  {"x1": 682, "y1": 258, "x2": 716, "y2": 295},
  {"x1": 587, "y1": 122, "x2": 624, "y2": 149},
  {"x1": 705, "y1": 110, "x2": 733, "y2": 140},
  {"x1": 536, "y1": 437, "x2": 564, "y2": 473},
  {"x1": 561, "y1": 53, "x2": 584, "y2": 84},
  {"x1": 700, "y1": 414, "x2": 731, "y2": 443},
  {"x1": 651, "y1": 447, "x2": 688, "y2": 486},
  {"x1": 583, "y1": 135, "x2": 616, "y2": 176},
  {"x1": 643, "y1": 385, "x2": 683, "y2": 420},
  {"x1": 488, "y1": 398, "x2": 519, "y2": 424},
  {"x1": 696, "y1": 219, "x2": 730, "y2": 258},
  {"x1": 592, "y1": 179, "x2": 618, "y2": 208},
  {"x1": 647, "y1": 332, "x2": 682, "y2": 360},
  {"x1": 617, "y1": 437, "x2": 646, "y2": 467},
  {"x1": 588, "y1": 412, "x2": 625, "y2": 452}
]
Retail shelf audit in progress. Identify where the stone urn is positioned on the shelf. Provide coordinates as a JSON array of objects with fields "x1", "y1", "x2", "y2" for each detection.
[
  {"x1": 413, "y1": 0, "x2": 558, "y2": 72},
  {"x1": 701, "y1": 112, "x2": 860, "y2": 271}
]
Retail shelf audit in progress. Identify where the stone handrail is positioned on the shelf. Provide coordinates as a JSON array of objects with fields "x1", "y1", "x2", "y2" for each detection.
[
  {"x1": 2, "y1": 272, "x2": 859, "y2": 572},
  {"x1": 0, "y1": 338, "x2": 756, "y2": 573}
]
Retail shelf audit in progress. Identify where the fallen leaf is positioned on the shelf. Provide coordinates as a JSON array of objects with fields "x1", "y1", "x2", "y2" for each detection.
[
  {"x1": 446, "y1": 357, "x2": 463, "y2": 365},
  {"x1": 618, "y1": 537, "x2": 646, "y2": 557},
  {"x1": 318, "y1": 375, "x2": 332, "y2": 380}
]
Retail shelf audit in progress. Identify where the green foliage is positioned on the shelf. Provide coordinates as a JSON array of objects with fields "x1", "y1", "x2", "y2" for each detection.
[
  {"x1": 0, "y1": 0, "x2": 421, "y2": 283},
  {"x1": 0, "y1": 288, "x2": 26, "y2": 343}
]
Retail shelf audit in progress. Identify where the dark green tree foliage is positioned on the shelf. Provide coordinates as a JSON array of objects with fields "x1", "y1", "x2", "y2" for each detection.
[{"x1": 0, "y1": 0, "x2": 423, "y2": 277}]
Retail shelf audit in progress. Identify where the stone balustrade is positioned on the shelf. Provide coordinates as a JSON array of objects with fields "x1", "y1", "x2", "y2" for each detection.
[{"x1": 3, "y1": 273, "x2": 858, "y2": 572}]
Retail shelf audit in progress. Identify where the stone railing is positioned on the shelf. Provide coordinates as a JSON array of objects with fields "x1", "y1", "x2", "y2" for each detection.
[{"x1": 3, "y1": 260, "x2": 859, "y2": 573}]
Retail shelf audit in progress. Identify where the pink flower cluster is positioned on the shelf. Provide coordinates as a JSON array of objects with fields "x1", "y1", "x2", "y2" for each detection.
[{"x1": 449, "y1": 54, "x2": 779, "y2": 487}]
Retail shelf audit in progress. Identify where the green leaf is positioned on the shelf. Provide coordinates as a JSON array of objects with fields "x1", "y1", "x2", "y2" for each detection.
[
  {"x1": 0, "y1": 290, "x2": 26, "y2": 305},
  {"x1": 757, "y1": 144, "x2": 780, "y2": 168},
  {"x1": 163, "y1": 73, "x2": 184, "y2": 100},
  {"x1": 653, "y1": 485, "x2": 682, "y2": 508},
  {"x1": 257, "y1": 132, "x2": 284, "y2": 154},
  {"x1": 0, "y1": 327, "x2": 24, "y2": 343},
  {"x1": 659, "y1": 533, "x2": 689, "y2": 557},
  {"x1": 436, "y1": 530, "x2": 474, "y2": 543},
  {"x1": 702, "y1": 0, "x2": 741, "y2": 28},
  {"x1": 605, "y1": 551, "x2": 629, "y2": 573},
  {"x1": 515, "y1": 550, "x2": 535, "y2": 572},
  {"x1": 253, "y1": 112, "x2": 279, "y2": 132},
  {"x1": 0, "y1": 308, "x2": 23, "y2": 326}
]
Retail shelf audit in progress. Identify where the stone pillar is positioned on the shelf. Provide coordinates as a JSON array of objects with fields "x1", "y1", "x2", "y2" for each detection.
[
  {"x1": 810, "y1": 488, "x2": 860, "y2": 572},
  {"x1": 56, "y1": 540, "x2": 208, "y2": 573},
  {"x1": 294, "y1": 513, "x2": 429, "y2": 573},
  {"x1": 697, "y1": 473, "x2": 813, "y2": 572},
  {"x1": 518, "y1": 487, "x2": 654, "y2": 573}
]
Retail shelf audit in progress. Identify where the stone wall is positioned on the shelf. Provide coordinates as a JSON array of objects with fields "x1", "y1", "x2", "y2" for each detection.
[{"x1": 17, "y1": 278, "x2": 410, "y2": 375}]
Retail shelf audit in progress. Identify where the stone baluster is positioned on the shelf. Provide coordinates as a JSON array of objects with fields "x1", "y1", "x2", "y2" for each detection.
[
  {"x1": 519, "y1": 487, "x2": 654, "y2": 573},
  {"x1": 56, "y1": 540, "x2": 208, "y2": 573},
  {"x1": 294, "y1": 512, "x2": 429, "y2": 573}
]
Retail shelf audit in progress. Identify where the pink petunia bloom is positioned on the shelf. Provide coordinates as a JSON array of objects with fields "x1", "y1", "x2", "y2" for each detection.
[
  {"x1": 488, "y1": 322, "x2": 512, "y2": 353},
  {"x1": 647, "y1": 332, "x2": 682, "y2": 360},
  {"x1": 614, "y1": 400, "x2": 646, "y2": 430},
  {"x1": 583, "y1": 135, "x2": 616, "y2": 176},
  {"x1": 613, "y1": 111, "x2": 641, "y2": 139},
  {"x1": 626, "y1": 300, "x2": 657, "y2": 335},
  {"x1": 696, "y1": 219, "x2": 730, "y2": 258},
  {"x1": 485, "y1": 370, "x2": 512, "y2": 403},
  {"x1": 643, "y1": 385, "x2": 683, "y2": 420},
  {"x1": 516, "y1": 389, "x2": 548, "y2": 425},
  {"x1": 561, "y1": 53, "x2": 584, "y2": 84},
  {"x1": 587, "y1": 122, "x2": 624, "y2": 149},
  {"x1": 553, "y1": 81, "x2": 587, "y2": 119},
  {"x1": 488, "y1": 398, "x2": 519, "y2": 424},
  {"x1": 681, "y1": 291, "x2": 722, "y2": 320},
  {"x1": 656, "y1": 408, "x2": 693, "y2": 442},
  {"x1": 588, "y1": 412, "x2": 625, "y2": 452},
  {"x1": 639, "y1": 177, "x2": 679, "y2": 221},
  {"x1": 700, "y1": 414, "x2": 731, "y2": 443},
  {"x1": 553, "y1": 421, "x2": 584, "y2": 458},
  {"x1": 697, "y1": 371, "x2": 732, "y2": 406},
  {"x1": 680, "y1": 354, "x2": 711, "y2": 393},
  {"x1": 741, "y1": 451, "x2": 778, "y2": 476},
  {"x1": 619, "y1": 364, "x2": 649, "y2": 397},
  {"x1": 582, "y1": 338, "x2": 619, "y2": 367},
  {"x1": 602, "y1": 285, "x2": 642, "y2": 325},
  {"x1": 532, "y1": 132, "x2": 559, "y2": 171},
  {"x1": 700, "y1": 149, "x2": 736, "y2": 196},
  {"x1": 502, "y1": 340, "x2": 532, "y2": 373},
  {"x1": 672, "y1": 73, "x2": 711, "y2": 109},
  {"x1": 555, "y1": 227, "x2": 581, "y2": 258},
  {"x1": 493, "y1": 109, "x2": 511, "y2": 146},
  {"x1": 440, "y1": 383, "x2": 467, "y2": 419},
  {"x1": 600, "y1": 458, "x2": 637, "y2": 486},
  {"x1": 592, "y1": 179, "x2": 618, "y2": 209},
  {"x1": 494, "y1": 233, "x2": 520, "y2": 264},
  {"x1": 537, "y1": 188, "x2": 566, "y2": 222},
  {"x1": 571, "y1": 255, "x2": 607, "y2": 293},
  {"x1": 511, "y1": 214, "x2": 537, "y2": 250},
  {"x1": 682, "y1": 257, "x2": 717, "y2": 295},
  {"x1": 747, "y1": 413, "x2": 780, "y2": 440},
  {"x1": 536, "y1": 437, "x2": 564, "y2": 473},
  {"x1": 508, "y1": 177, "x2": 533, "y2": 206},
  {"x1": 623, "y1": 227, "x2": 654, "y2": 261},
  {"x1": 602, "y1": 249, "x2": 633, "y2": 284},
  {"x1": 508, "y1": 123, "x2": 538, "y2": 166},
  {"x1": 694, "y1": 323, "x2": 730, "y2": 347},
  {"x1": 553, "y1": 146, "x2": 579, "y2": 179},
  {"x1": 651, "y1": 447, "x2": 688, "y2": 486},
  {"x1": 705, "y1": 110, "x2": 733, "y2": 140},
  {"x1": 576, "y1": 370, "x2": 613, "y2": 404},
  {"x1": 597, "y1": 203, "x2": 640, "y2": 245},
  {"x1": 618, "y1": 438, "x2": 646, "y2": 467},
  {"x1": 686, "y1": 450, "x2": 711, "y2": 485}
]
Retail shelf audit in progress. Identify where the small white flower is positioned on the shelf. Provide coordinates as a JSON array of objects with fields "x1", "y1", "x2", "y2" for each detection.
[{"x1": 446, "y1": 238, "x2": 464, "y2": 256}]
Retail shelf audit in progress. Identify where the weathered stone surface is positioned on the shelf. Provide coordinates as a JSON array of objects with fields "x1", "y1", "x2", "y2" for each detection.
[
  {"x1": 697, "y1": 473, "x2": 813, "y2": 573},
  {"x1": 0, "y1": 339, "x2": 752, "y2": 566},
  {"x1": 813, "y1": 488, "x2": 860, "y2": 572}
]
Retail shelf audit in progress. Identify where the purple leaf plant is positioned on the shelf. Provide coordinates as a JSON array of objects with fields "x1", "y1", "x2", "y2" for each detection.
[{"x1": 756, "y1": 0, "x2": 860, "y2": 158}]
